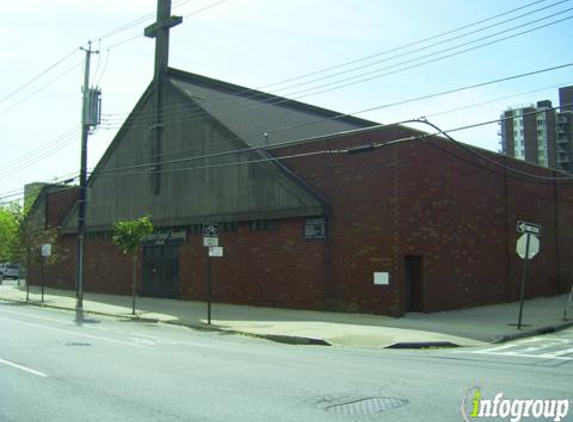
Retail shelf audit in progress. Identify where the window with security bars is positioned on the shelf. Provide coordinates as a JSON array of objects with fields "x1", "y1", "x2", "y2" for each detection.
[{"x1": 304, "y1": 217, "x2": 327, "y2": 239}]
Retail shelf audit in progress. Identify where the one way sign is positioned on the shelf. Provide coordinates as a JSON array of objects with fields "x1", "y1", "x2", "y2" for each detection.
[{"x1": 517, "y1": 220, "x2": 541, "y2": 236}]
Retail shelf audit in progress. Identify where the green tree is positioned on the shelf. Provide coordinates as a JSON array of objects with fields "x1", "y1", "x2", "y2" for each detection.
[
  {"x1": 0, "y1": 204, "x2": 19, "y2": 262},
  {"x1": 112, "y1": 216, "x2": 154, "y2": 315}
]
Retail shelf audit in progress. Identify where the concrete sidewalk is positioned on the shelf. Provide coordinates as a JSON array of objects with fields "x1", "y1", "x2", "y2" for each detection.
[{"x1": 0, "y1": 283, "x2": 571, "y2": 348}]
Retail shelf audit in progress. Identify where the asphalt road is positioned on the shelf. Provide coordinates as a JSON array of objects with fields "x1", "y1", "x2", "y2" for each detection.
[{"x1": 0, "y1": 302, "x2": 571, "y2": 422}]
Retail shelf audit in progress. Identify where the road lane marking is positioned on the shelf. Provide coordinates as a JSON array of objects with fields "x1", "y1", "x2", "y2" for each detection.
[
  {"x1": 486, "y1": 351, "x2": 573, "y2": 360},
  {"x1": 0, "y1": 307, "x2": 213, "y2": 349},
  {"x1": 0, "y1": 358, "x2": 48, "y2": 377},
  {"x1": 0, "y1": 316, "x2": 153, "y2": 349},
  {"x1": 0, "y1": 305, "x2": 231, "y2": 350},
  {"x1": 0, "y1": 307, "x2": 81, "y2": 324}
]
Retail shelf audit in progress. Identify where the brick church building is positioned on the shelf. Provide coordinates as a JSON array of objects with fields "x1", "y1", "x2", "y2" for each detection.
[
  {"x1": 25, "y1": 1, "x2": 573, "y2": 316},
  {"x1": 27, "y1": 68, "x2": 573, "y2": 316}
]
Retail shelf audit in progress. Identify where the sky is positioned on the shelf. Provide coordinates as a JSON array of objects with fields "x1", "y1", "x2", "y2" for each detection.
[{"x1": 1, "y1": 0, "x2": 572, "y2": 203}]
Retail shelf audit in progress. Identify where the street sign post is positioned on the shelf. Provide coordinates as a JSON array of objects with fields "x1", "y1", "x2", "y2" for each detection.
[
  {"x1": 202, "y1": 224, "x2": 220, "y2": 325},
  {"x1": 40, "y1": 243, "x2": 52, "y2": 303},
  {"x1": 41, "y1": 243, "x2": 52, "y2": 257},
  {"x1": 516, "y1": 233, "x2": 540, "y2": 260},
  {"x1": 515, "y1": 222, "x2": 541, "y2": 330}
]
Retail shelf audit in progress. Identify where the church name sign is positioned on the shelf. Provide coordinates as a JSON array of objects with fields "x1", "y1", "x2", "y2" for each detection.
[{"x1": 142, "y1": 229, "x2": 187, "y2": 246}]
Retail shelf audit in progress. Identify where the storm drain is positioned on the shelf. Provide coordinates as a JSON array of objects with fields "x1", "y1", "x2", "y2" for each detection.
[
  {"x1": 325, "y1": 397, "x2": 409, "y2": 415},
  {"x1": 65, "y1": 342, "x2": 92, "y2": 347}
]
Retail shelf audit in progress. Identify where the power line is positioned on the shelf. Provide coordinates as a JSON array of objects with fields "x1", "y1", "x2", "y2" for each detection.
[
  {"x1": 0, "y1": 126, "x2": 81, "y2": 181},
  {"x1": 266, "y1": 0, "x2": 573, "y2": 96},
  {"x1": 99, "y1": 7, "x2": 573, "y2": 134},
  {"x1": 260, "y1": 0, "x2": 558, "y2": 92},
  {"x1": 0, "y1": 60, "x2": 84, "y2": 117},
  {"x1": 105, "y1": 0, "x2": 234, "y2": 50},
  {"x1": 97, "y1": 0, "x2": 199, "y2": 41},
  {"x1": 93, "y1": 77, "x2": 573, "y2": 171},
  {"x1": 0, "y1": 172, "x2": 80, "y2": 205},
  {"x1": 424, "y1": 81, "x2": 573, "y2": 119},
  {"x1": 0, "y1": 48, "x2": 79, "y2": 105},
  {"x1": 182, "y1": 0, "x2": 234, "y2": 18},
  {"x1": 101, "y1": 0, "x2": 568, "y2": 123},
  {"x1": 93, "y1": 62, "x2": 573, "y2": 174},
  {"x1": 92, "y1": 102, "x2": 573, "y2": 184},
  {"x1": 415, "y1": 118, "x2": 573, "y2": 182},
  {"x1": 280, "y1": 10, "x2": 573, "y2": 100}
]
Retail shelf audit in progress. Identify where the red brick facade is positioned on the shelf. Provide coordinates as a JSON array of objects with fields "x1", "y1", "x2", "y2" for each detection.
[{"x1": 28, "y1": 127, "x2": 573, "y2": 316}]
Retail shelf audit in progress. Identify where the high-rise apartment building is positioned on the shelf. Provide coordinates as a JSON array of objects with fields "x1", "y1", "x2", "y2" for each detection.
[{"x1": 499, "y1": 86, "x2": 573, "y2": 173}]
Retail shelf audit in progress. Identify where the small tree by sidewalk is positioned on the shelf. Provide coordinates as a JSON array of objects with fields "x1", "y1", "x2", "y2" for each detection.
[
  {"x1": 112, "y1": 216, "x2": 153, "y2": 315},
  {"x1": 10, "y1": 202, "x2": 66, "y2": 298}
]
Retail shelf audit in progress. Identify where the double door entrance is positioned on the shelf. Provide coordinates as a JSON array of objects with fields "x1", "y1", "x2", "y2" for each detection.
[{"x1": 142, "y1": 245, "x2": 180, "y2": 299}]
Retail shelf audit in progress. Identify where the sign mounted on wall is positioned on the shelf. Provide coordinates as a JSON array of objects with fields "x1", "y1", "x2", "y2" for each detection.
[
  {"x1": 203, "y1": 237, "x2": 219, "y2": 247},
  {"x1": 143, "y1": 229, "x2": 187, "y2": 246},
  {"x1": 208, "y1": 247, "x2": 224, "y2": 258},
  {"x1": 203, "y1": 224, "x2": 219, "y2": 237}
]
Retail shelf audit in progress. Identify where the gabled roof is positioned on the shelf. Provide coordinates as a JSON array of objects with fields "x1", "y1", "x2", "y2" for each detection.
[{"x1": 167, "y1": 68, "x2": 378, "y2": 147}]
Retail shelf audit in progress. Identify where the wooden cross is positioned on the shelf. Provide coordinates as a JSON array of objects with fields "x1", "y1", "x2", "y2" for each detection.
[
  {"x1": 145, "y1": 0, "x2": 183, "y2": 77},
  {"x1": 144, "y1": 0, "x2": 183, "y2": 194}
]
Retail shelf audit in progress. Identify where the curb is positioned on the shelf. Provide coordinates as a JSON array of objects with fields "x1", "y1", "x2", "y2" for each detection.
[
  {"x1": 0, "y1": 297, "x2": 332, "y2": 345},
  {"x1": 385, "y1": 341, "x2": 460, "y2": 349},
  {"x1": 261, "y1": 334, "x2": 331, "y2": 346},
  {"x1": 491, "y1": 321, "x2": 573, "y2": 343}
]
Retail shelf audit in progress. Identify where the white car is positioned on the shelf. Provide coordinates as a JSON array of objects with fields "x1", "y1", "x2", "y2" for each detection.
[{"x1": 2, "y1": 264, "x2": 20, "y2": 280}]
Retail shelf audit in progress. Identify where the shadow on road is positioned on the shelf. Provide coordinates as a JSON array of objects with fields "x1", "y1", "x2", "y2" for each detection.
[{"x1": 74, "y1": 308, "x2": 100, "y2": 326}]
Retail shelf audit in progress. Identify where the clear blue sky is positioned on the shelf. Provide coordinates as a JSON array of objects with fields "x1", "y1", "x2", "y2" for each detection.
[{"x1": 1, "y1": 0, "x2": 572, "y2": 202}]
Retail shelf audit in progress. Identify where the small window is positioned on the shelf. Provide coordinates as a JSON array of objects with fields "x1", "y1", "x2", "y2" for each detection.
[
  {"x1": 304, "y1": 217, "x2": 327, "y2": 239},
  {"x1": 221, "y1": 222, "x2": 238, "y2": 232},
  {"x1": 189, "y1": 224, "x2": 203, "y2": 234},
  {"x1": 249, "y1": 220, "x2": 275, "y2": 231}
]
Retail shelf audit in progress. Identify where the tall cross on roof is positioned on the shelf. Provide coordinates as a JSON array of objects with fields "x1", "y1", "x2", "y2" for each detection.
[
  {"x1": 144, "y1": 0, "x2": 183, "y2": 195},
  {"x1": 145, "y1": 0, "x2": 183, "y2": 77}
]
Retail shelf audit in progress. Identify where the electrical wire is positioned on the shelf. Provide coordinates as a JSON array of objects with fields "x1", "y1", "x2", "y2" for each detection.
[
  {"x1": 93, "y1": 78, "x2": 573, "y2": 172},
  {"x1": 101, "y1": 0, "x2": 569, "y2": 123},
  {"x1": 99, "y1": 7, "x2": 573, "y2": 134},
  {"x1": 0, "y1": 60, "x2": 84, "y2": 117},
  {"x1": 0, "y1": 172, "x2": 80, "y2": 205},
  {"x1": 259, "y1": 0, "x2": 558, "y2": 92},
  {"x1": 182, "y1": 0, "x2": 234, "y2": 18},
  {"x1": 92, "y1": 103, "x2": 573, "y2": 184},
  {"x1": 266, "y1": 0, "x2": 573, "y2": 96},
  {"x1": 414, "y1": 118, "x2": 573, "y2": 182},
  {"x1": 0, "y1": 126, "x2": 81, "y2": 181},
  {"x1": 93, "y1": 61, "x2": 573, "y2": 174},
  {"x1": 0, "y1": 48, "x2": 79, "y2": 105},
  {"x1": 280, "y1": 11, "x2": 573, "y2": 100}
]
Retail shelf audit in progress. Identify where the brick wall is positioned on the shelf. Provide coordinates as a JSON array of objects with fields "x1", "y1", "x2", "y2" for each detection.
[
  {"x1": 180, "y1": 219, "x2": 327, "y2": 309},
  {"x1": 274, "y1": 125, "x2": 573, "y2": 315},
  {"x1": 31, "y1": 126, "x2": 573, "y2": 316}
]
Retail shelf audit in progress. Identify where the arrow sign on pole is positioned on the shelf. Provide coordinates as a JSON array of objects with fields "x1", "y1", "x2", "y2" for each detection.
[{"x1": 517, "y1": 220, "x2": 541, "y2": 236}]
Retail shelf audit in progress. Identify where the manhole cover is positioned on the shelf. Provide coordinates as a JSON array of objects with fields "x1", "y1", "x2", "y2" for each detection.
[
  {"x1": 325, "y1": 397, "x2": 409, "y2": 415},
  {"x1": 65, "y1": 342, "x2": 92, "y2": 347}
]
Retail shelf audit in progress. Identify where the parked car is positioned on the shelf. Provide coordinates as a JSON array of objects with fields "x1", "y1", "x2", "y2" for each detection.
[
  {"x1": 2, "y1": 264, "x2": 20, "y2": 280},
  {"x1": 0, "y1": 263, "x2": 7, "y2": 276}
]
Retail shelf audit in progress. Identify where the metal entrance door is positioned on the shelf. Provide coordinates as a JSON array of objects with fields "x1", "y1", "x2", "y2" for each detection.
[
  {"x1": 405, "y1": 255, "x2": 424, "y2": 312},
  {"x1": 142, "y1": 245, "x2": 180, "y2": 299}
]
